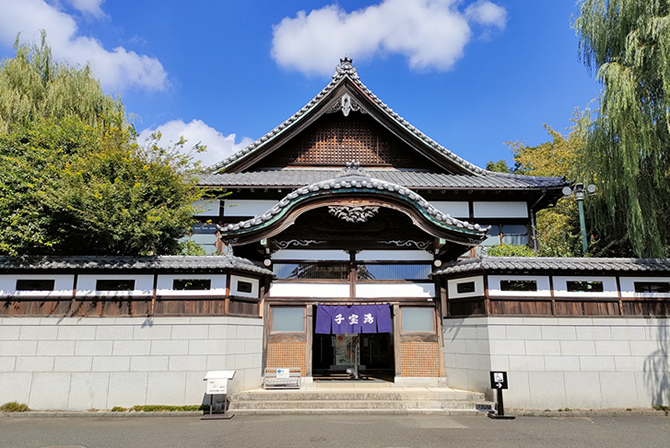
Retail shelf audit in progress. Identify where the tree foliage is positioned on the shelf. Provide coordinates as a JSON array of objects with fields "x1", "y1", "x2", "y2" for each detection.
[
  {"x1": 44, "y1": 129, "x2": 199, "y2": 256},
  {"x1": 487, "y1": 244, "x2": 536, "y2": 257},
  {"x1": 0, "y1": 34, "x2": 200, "y2": 256},
  {"x1": 505, "y1": 119, "x2": 586, "y2": 257},
  {"x1": 485, "y1": 159, "x2": 512, "y2": 173},
  {"x1": 574, "y1": 0, "x2": 670, "y2": 257},
  {"x1": 0, "y1": 31, "x2": 124, "y2": 133}
]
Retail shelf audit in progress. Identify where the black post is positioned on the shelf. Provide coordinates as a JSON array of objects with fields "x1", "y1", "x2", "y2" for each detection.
[{"x1": 497, "y1": 387, "x2": 505, "y2": 416}]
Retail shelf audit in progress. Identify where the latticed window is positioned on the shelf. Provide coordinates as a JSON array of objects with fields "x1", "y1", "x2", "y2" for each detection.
[
  {"x1": 482, "y1": 224, "x2": 529, "y2": 247},
  {"x1": 356, "y1": 264, "x2": 431, "y2": 280},
  {"x1": 274, "y1": 263, "x2": 350, "y2": 280},
  {"x1": 255, "y1": 113, "x2": 438, "y2": 169}
]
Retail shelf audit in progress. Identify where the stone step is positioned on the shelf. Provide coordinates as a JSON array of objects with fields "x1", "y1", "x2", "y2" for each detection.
[
  {"x1": 228, "y1": 387, "x2": 493, "y2": 415},
  {"x1": 230, "y1": 400, "x2": 489, "y2": 410},
  {"x1": 231, "y1": 391, "x2": 487, "y2": 402}
]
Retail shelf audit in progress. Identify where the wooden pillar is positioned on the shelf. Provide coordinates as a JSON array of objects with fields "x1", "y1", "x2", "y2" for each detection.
[
  {"x1": 435, "y1": 302, "x2": 446, "y2": 377},
  {"x1": 393, "y1": 304, "x2": 402, "y2": 378},
  {"x1": 305, "y1": 305, "x2": 313, "y2": 378}
]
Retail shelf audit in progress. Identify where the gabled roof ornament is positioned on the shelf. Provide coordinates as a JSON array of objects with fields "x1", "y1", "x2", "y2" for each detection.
[
  {"x1": 334, "y1": 56, "x2": 358, "y2": 79},
  {"x1": 338, "y1": 160, "x2": 368, "y2": 177}
]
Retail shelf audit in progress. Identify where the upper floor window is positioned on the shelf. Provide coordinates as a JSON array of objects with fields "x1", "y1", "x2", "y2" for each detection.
[
  {"x1": 357, "y1": 264, "x2": 431, "y2": 280},
  {"x1": 274, "y1": 263, "x2": 349, "y2": 280},
  {"x1": 482, "y1": 224, "x2": 529, "y2": 247}
]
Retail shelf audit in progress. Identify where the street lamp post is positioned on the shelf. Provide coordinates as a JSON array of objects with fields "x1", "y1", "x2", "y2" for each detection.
[{"x1": 562, "y1": 183, "x2": 596, "y2": 255}]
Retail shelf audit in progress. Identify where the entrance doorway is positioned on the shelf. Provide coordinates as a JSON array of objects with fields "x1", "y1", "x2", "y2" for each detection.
[{"x1": 311, "y1": 306, "x2": 395, "y2": 381}]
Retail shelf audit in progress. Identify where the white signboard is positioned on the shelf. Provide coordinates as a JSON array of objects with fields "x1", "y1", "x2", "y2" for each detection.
[
  {"x1": 203, "y1": 370, "x2": 235, "y2": 395},
  {"x1": 276, "y1": 368, "x2": 290, "y2": 379},
  {"x1": 206, "y1": 378, "x2": 228, "y2": 394}
]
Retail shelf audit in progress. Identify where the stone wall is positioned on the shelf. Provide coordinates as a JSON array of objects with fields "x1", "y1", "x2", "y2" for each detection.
[
  {"x1": 0, "y1": 316, "x2": 263, "y2": 410},
  {"x1": 443, "y1": 316, "x2": 670, "y2": 409}
]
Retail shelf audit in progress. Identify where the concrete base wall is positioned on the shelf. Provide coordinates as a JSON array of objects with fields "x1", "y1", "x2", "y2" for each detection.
[
  {"x1": 0, "y1": 316, "x2": 263, "y2": 410},
  {"x1": 443, "y1": 317, "x2": 670, "y2": 410}
]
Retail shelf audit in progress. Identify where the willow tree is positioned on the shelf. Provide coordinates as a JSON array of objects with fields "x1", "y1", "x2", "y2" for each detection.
[
  {"x1": 0, "y1": 33, "x2": 201, "y2": 256},
  {"x1": 0, "y1": 31, "x2": 124, "y2": 133},
  {"x1": 574, "y1": 1, "x2": 670, "y2": 257}
]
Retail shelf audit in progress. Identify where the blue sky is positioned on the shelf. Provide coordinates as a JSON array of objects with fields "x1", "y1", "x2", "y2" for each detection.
[{"x1": 0, "y1": 0, "x2": 600, "y2": 169}]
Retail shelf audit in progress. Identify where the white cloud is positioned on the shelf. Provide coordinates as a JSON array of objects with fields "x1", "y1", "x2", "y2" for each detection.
[
  {"x1": 465, "y1": 0, "x2": 506, "y2": 29},
  {"x1": 138, "y1": 120, "x2": 253, "y2": 168},
  {"x1": 0, "y1": 0, "x2": 167, "y2": 92},
  {"x1": 67, "y1": 0, "x2": 106, "y2": 18},
  {"x1": 271, "y1": 0, "x2": 507, "y2": 76}
]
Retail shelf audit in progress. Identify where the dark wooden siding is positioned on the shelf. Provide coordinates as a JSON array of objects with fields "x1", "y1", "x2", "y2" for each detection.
[
  {"x1": 446, "y1": 295, "x2": 669, "y2": 317},
  {"x1": 1, "y1": 296, "x2": 260, "y2": 318}
]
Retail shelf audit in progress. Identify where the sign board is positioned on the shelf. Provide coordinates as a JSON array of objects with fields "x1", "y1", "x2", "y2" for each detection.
[
  {"x1": 203, "y1": 370, "x2": 236, "y2": 395},
  {"x1": 276, "y1": 368, "x2": 290, "y2": 379},
  {"x1": 490, "y1": 371, "x2": 508, "y2": 390},
  {"x1": 206, "y1": 378, "x2": 229, "y2": 394}
]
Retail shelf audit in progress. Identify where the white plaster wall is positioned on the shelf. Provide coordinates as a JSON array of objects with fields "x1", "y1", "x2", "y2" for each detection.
[
  {"x1": 77, "y1": 275, "x2": 154, "y2": 297},
  {"x1": 193, "y1": 199, "x2": 220, "y2": 217},
  {"x1": 0, "y1": 274, "x2": 75, "y2": 298},
  {"x1": 356, "y1": 250, "x2": 433, "y2": 261},
  {"x1": 223, "y1": 199, "x2": 278, "y2": 217},
  {"x1": 473, "y1": 201, "x2": 528, "y2": 218},
  {"x1": 268, "y1": 282, "x2": 350, "y2": 298},
  {"x1": 0, "y1": 316, "x2": 263, "y2": 410},
  {"x1": 272, "y1": 250, "x2": 349, "y2": 261},
  {"x1": 356, "y1": 282, "x2": 434, "y2": 298},
  {"x1": 430, "y1": 201, "x2": 469, "y2": 219},
  {"x1": 443, "y1": 317, "x2": 670, "y2": 410},
  {"x1": 156, "y1": 274, "x2": 228, "y2": 296}
]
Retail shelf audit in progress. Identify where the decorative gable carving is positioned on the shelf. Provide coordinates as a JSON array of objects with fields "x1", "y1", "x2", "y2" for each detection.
[{"x1": 326, "y1": 93, "x2": 367, "y2": 116}]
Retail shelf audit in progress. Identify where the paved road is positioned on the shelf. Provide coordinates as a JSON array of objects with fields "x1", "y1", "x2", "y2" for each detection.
[{"x1": 1, "y1": 414, "x2": 668, "y2": 448}]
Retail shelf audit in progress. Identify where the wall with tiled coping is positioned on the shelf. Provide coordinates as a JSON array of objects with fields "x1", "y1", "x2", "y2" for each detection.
[
  {"x1": 443, "y1": 316, "x2": 670, "y2": 409},
  {"x1": 0, "y1": 316, "x2": 263, "y2": 410}
]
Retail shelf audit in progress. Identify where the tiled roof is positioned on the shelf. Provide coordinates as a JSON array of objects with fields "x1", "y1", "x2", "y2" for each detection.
[
  {"x1": 0, "y1": 255, "x2": 274, "y2": 276},
  {"x1": 432, "y1": 256, "x2": 670, "y2": 276},
  {"x1": 209, "y1": 58, "x2": 503, "y2": 176},
  {"x1": 199, "y1": 169, "x2": 567, "y2": 190},
  {"x1": 219, "y1": 165, "x2": 488, "y2": 236}
]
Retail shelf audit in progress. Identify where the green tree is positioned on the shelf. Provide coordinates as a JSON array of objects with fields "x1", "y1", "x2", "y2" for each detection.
[
  {"x1": 0, "y1": 117, "x2": 100, "y2": 254},
  {"x1": 506, "y1": 120, "x2": 585, "y2": 257},
  {"x1": 574, "y1": 0, "x2": 670, "y2": 257},
  {"x1": 44, "y1": 129, "x2": 199, "y2": 256},
  {"x1": 0, "y1": 34, "x2": 201, "y2": 256},
  {"x1": 0, "y1": 31, "x2": 124, "y2": 133},
  {"x1": 485, "y1": 159, "x2": 512, "y2": 173}
]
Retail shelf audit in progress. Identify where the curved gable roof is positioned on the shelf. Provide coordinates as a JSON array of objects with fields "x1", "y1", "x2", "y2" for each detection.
[
  {"x1": 218, "y1": 163, "x2": 488, "y2": 246},
  {"x1": 211, "y1": 58, "x2": 488, "y2": 176}
]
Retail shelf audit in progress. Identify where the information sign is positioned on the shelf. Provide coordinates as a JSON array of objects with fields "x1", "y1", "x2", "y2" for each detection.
[{"x1": 490, "y1": 371, "x2": 508, "y2": 390}]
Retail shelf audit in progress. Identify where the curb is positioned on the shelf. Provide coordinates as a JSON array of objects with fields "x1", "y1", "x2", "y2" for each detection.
[
  {"x1": 510, "y1": 409, "x2": 669, "y2": 418},
  {"x1": 3, "y1": 409, "x2": 669, "y2": 418},
  {"x1": 3, "y1": 411, "x2": 203, "y2": 418}
]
